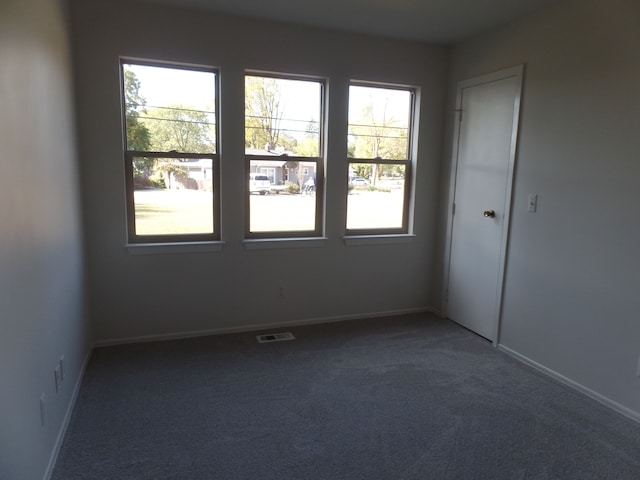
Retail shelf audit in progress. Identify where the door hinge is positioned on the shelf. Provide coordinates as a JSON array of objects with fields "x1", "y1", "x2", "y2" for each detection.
[
  {"x1": 452, "y1": 202, "x2": 456, "y2": 215},
  {"x1": 455, "y1": 109, "x2": 463, "y2": 123}
]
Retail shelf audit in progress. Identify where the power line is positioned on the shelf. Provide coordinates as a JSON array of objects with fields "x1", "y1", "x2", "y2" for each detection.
[
  {"x1": 129, "y1": 114, "x2": 216, "y2": 128},
  {"x1": 245, "y1": 114, "x2": 319, "y2": 124},
  {"x1": 133, "y1": 104, "x2": 216, "y2": 115}
]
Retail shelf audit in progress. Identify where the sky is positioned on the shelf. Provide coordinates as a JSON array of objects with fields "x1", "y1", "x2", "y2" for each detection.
[
  {"x1": 124, "y1": 62, "x2": 412, "y2": 146},
  {"x1": 125, "y1": 63, "x2": 215, "y2": 111}
]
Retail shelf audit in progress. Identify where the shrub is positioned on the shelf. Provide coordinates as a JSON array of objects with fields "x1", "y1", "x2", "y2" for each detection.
[
  {"x1": 285, "y1": 181, "x2": 300, "y2": 194},
  {"x1": 149, "y1": 171, "x2": 166, "y2": 188}
]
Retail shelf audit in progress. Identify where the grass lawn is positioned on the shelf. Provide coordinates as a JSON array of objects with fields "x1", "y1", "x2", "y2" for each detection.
[
  {"x1": 134, "y1": 189, "x2": 213, "y2": 235},
  {"x1": 133, "y1": 187, "x2": 405, "y2": 235}
]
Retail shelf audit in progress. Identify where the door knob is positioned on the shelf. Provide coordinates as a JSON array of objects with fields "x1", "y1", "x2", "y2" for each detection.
[{"x1": 483, "y1": 210, "x2": 495, "y2": 218}]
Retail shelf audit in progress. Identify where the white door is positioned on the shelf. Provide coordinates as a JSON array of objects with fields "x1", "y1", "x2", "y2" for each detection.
[{"x1": 445, "y1": 66, "x2": 524, "y2": 341}]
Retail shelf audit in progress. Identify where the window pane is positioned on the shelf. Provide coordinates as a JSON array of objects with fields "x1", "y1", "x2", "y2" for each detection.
[
  {"x1": 347, "y1": 163, "x2": 406, "y2": 230},
  {"x1": 348, "y1": 86, "x2": 411, "y2": 160},
  {"x1": 249, "y1": 159, "x2": 316, "y2": 233},
  {"x1": 123, "y1": 64, "x2": 216, "y2": 153},
  {"x1": 132, "y1": 157, "x2": 214, "y2": 235},
  {"x1": 245, "y1": 75, "x2": 321, "y2": 157}
]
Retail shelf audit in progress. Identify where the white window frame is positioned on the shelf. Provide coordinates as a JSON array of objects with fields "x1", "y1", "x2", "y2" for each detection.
[
  {"x1": 244, "y1": 71, "x2": 325, "y2": 239},
  {"x1": 346, "y1": 81, "x2": 416, "y2": 236},
  {"x1": 121, "y1": 59, "x2": 221, "y2": 244}
]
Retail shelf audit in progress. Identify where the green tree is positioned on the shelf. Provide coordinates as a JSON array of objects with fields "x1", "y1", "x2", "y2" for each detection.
[
  {"x1": 294, "y1": 119, "x2": 321, "y2": 157},
  {"x1": 144, "y1": 104, "x2": 213, "y2": 153},
  {"x1": 123, "y1": 69, "x2": 152, "y2": 175},
  {"x1": 353, "y1": 163, "x2": 372, "y2": 180},
  {"x1": 245, "y1": 76, "x2": 284, "y2": 150},
  {"x1": 349, "y1": 97, "x2": 408, "y2": 186}
]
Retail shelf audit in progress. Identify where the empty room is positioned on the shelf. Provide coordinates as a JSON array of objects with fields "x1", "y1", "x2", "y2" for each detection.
[{"x1": 1, "y1": 0, "x2": 639, "y2": 478}]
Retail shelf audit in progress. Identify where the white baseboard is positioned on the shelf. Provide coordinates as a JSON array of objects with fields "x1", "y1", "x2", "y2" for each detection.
[
  {"x1": 43, "y1": 347, "x2": 93, "y2": 480},
  {"x1": 94, "y1": 307, "x2": 438, "y2": 347},
  {"x1": 498, "y1": 344, "x2": 640, "y2": 424}
]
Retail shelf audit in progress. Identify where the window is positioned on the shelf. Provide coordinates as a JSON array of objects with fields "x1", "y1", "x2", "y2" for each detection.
[
  {"x1": 245, "y1": 73, "x2": 324, "y2": 238},
  {"x1": 121, "y1": 61, "x2": 220, "y2": 243},
  {"x1": 346, "y1": 83, "x2": 415, "y2": 234}
]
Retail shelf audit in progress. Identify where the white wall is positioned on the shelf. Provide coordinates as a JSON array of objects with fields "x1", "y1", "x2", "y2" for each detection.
[
  {"x1": 0, "y1": 0, "x2": 91, "y2": 478},
  {"x1": 438, "y1": 0, "x2": 640, "y2": 416},
  {"x1": 69, "y1": 0, "x2": 447, "y2": 342}
]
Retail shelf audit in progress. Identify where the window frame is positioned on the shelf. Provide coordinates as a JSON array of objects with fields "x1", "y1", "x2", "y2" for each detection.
[
  {"x1": 244, "y1": 71, "x2": 326, "y2": 239},
  {"x1": 120, "y1": 59, "x2": 221, "y2": 244},
  {"x1": 345, "y1": 81, "x2": 416, "y2": 236}
]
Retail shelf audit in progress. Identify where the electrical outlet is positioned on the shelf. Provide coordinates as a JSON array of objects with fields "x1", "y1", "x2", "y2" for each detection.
[
  {"x1": 59, "y1": 355, "x2": 65, "y2": 381},
  {"x1": 54, "y1": 365, "x2": 61, "y2": 393},
  {"x1": 279, "y1": 286, "x2": 285, "y2": 298},
  {"x1": 40, "y1": 394, "x2": 46, "y2": 427}
]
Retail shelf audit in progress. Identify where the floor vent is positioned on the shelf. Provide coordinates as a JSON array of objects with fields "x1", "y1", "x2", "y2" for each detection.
[{"x1": 256, "y1": 332, "x2": 295, "y2": 343}]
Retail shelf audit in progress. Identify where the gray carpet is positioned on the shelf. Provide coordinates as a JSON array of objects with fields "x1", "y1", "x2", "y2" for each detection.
[{"x1": 52, "y1": 314, "x2": 640, "y2": 479}]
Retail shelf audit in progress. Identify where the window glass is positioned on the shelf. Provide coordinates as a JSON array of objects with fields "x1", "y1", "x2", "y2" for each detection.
[
  {"x1": 347, "y1": 86, "x2": 411, "y2": 160},
  {"x1": 347, "y1": 163, "x2": 406, "y2": 230},
  {"x1": 124, "y1": 64, "x2": 216, "y2": 154},
  {"x1": 130, "y1": 156, "x2": 214, "y2": 236},
  {"x1": 248, "y1": 159, "x2": 317, "y2": 233},
  {"x1": 245, "y1": 75, "x2": 321, "y2": 157}
]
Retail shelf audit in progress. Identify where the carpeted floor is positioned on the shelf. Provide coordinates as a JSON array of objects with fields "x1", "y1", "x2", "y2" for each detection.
[{"x1": 52, "y1": 313, "x2": 640, "y2": 479}]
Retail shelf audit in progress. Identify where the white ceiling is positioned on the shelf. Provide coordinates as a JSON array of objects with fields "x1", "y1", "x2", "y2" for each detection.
[{"x1": 136, "y1": 0, "x2": 561, "y2": 44}]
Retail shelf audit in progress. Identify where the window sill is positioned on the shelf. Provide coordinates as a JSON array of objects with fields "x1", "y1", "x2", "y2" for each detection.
[
  {"x1": 126, "y1": 241, "x2": 225, "y2": 255},
  {"x1": 243, "y1": 237, "x2": 328, "y2": 250},
  {"x1": 343, "y1": 234, "x2": 415, "y2": 246}
]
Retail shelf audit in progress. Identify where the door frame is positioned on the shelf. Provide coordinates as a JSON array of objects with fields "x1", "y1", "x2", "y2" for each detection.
[{"x1": 441, "y1": 64, "x2": 524, "y2": 346}]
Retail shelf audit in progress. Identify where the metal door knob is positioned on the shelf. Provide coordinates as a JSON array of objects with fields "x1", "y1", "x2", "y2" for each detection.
[{"x1": 483, "y1": 210, "x2": 495, "y2": 218}]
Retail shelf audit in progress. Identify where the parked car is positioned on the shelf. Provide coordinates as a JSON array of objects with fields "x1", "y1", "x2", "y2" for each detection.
[
  {"x1": 249, "y1": 173, "x2": 271, "y2": 195},
  {"x1": 350, "y1": 176, "x2": 370, "y2": 186}
]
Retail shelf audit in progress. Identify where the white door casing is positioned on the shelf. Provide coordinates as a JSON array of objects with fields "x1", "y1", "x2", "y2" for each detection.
[{"x1": 443, "y1": 65, "x2": 524, "y2": 343}]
